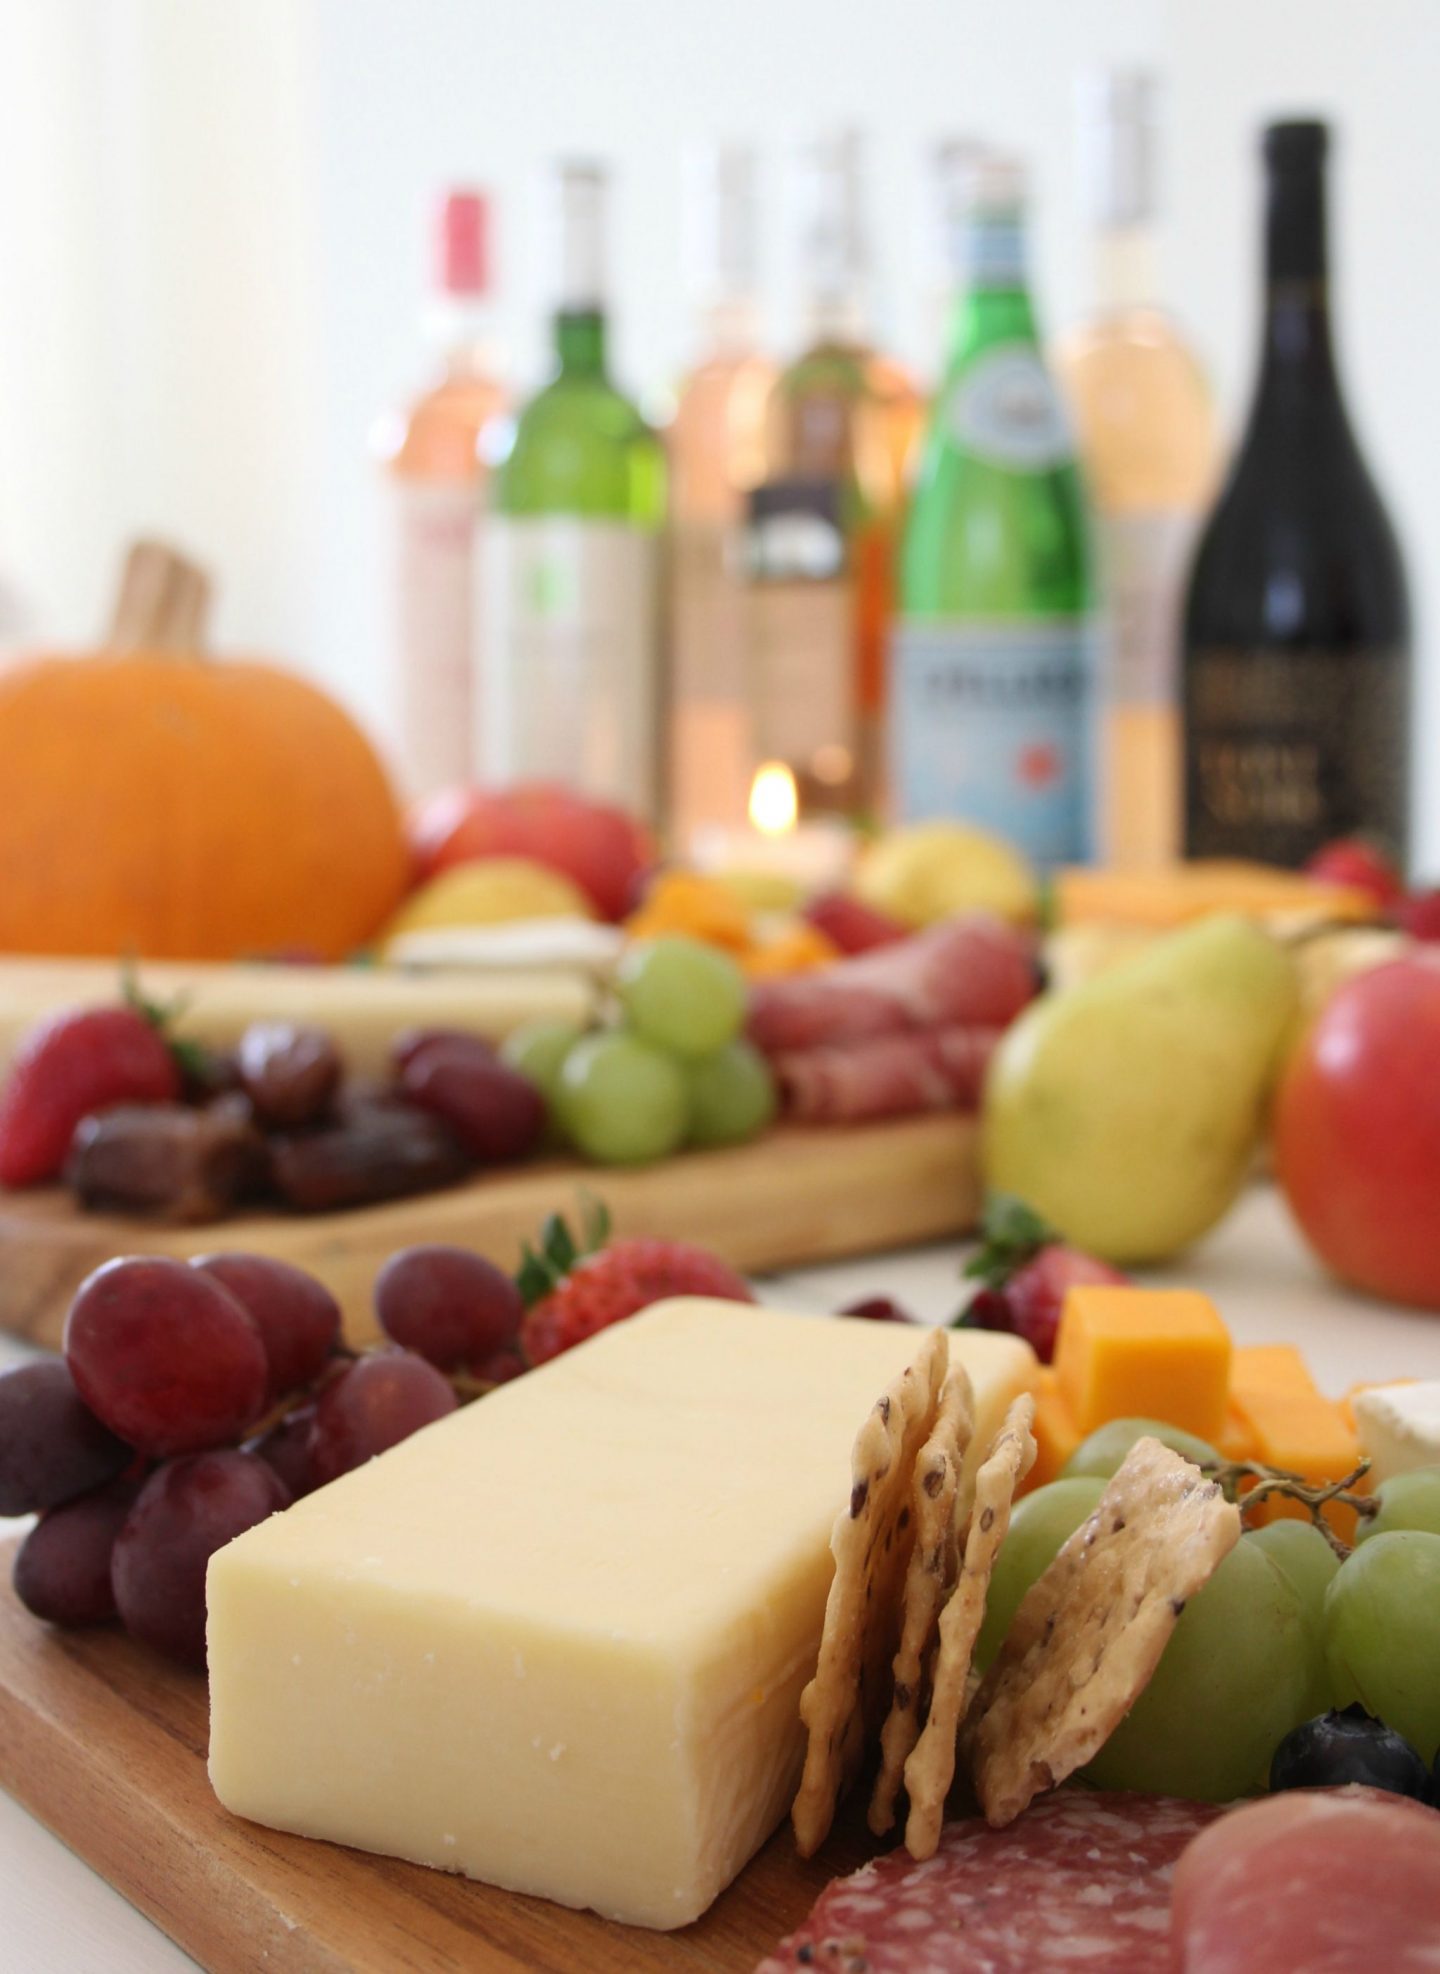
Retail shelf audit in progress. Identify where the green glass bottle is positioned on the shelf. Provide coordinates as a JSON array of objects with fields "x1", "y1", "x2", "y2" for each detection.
[
  {"x1": 478, "y1": 161, "x2": 667, "y2": 818},
  {"x1": 892, "y1": 153, "x2": 1095, "y2": 865}
]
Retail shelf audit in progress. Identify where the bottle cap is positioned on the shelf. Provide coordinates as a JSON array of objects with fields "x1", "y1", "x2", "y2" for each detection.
[
  {"x1": 436, "y1": 189, "x2": 489, "y2": 298},
  {"x1": 550, "y1": 159, "x2": 607, "y2": 311},
  {"x1": 1264, "y1": 119, "x2": 1330, "y2": 171},
  {"x1": 1076, "y1": 68, "x2": 1157, "y2": 228},
  {"x1": 684, "y1": 143, "x2": 760, "y2": 305},
  {"x1": 795, "y1": 128, "x2": 868, "y2": 311},
  {"x1": 960, "y1": 150, "x2": 1027, "y2": 216}
]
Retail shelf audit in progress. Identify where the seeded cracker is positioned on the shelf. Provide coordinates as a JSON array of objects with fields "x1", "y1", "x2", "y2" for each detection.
[
  {"x1": 791, "y1": 1327, "x2": 949, "y2": 1858},
  {"x1": 964, "y1": 1435, "x2": 1240, "y2": 1828},
  {"x1": 868, "y1": 1365, "x2": 977, "y2": 1837},
  {"x1": 900, "y1": 1392, "x2": 1037, "y2": 1859}
]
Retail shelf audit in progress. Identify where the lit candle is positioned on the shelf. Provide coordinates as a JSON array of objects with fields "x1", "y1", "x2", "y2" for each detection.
[{"x1": 690, "y1": 763, "x2": 855, "y2": 897}]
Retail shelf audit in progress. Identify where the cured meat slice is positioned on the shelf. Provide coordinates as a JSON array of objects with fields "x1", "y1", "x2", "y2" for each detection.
[
  {"x1": 748, "y1": 916, "x2": 1036, "y2": 1056},
  {"x1": 772, "y1": 1026, "x2": 1002, "y2": 1123},
  {"x1": 756, "y1": 1790, "x2": 1223, "y2": 1973},
  {"x1": 1170, "y1": 1785, "x2": 1440, "y2": 1973}
]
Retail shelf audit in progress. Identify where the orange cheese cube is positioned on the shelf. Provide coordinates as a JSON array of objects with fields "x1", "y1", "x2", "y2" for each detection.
[
  {"x1": 1028, "y1": 1368, "x2": 1082, "y2": 1490},
  {"x1": 1229, "y1": 1372, "x2": 1362, "y2": 1539},
  {"x1": 1230, "y1": 1344, "x2": 1319, "y2": 1396},
  {"x1": 1053, "y1": 1286, "x2": 1232, "y2": 1441},
  {"x1": 1217, "y1": 1399, "x2": 1260, "y2": 1464}
]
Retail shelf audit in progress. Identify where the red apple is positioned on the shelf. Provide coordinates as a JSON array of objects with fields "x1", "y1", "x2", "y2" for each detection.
[{"x1": 409, "y1": 784, "x2": 655, "y2": 922}]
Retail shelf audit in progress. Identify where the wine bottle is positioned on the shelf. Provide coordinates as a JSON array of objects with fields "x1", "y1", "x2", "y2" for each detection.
[
  {"x1": 372, "y1": 189, "x2": 505, "y2": 796},
  {"x1": 1057, "y1": 73, "x2": 1217, "y2": 869},
  {"x1": 749, "y1": 130, "x2": 921, "y2": 818},
  {"x1": 1182, "y1": 120, "x2": 1411, "y2": 868},
  {"x1": 892, "y1": 152, "x2": 1095, "y2": 865},
  {"x1": 478, "y1": 162, "x2": 666, "y2": 819},
  {"x1": 667, "y1": 146, "x2": 775, "y2": 846}
]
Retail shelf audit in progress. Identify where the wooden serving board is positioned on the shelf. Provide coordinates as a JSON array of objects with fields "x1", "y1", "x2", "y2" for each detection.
[
  {"x1": 0, "y1": 1115, "x2": 980, "y2": 1351},
  {"x1": 0, "y1": 1544, "x2": 873, "y2": 1972}
]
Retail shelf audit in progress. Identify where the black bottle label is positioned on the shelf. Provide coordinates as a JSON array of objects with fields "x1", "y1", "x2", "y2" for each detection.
[{"x1": 1183, "y1": 646, "x2": 1409, "y2": 865}]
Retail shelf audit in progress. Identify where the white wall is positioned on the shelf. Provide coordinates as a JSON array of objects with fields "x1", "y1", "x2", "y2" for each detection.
[{"x1": 2, "y1": 0, "x2": 1436, "y2": 860}]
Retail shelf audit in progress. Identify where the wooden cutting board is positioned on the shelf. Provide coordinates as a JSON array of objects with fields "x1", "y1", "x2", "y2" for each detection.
[
  {"x1": 0, "y1": 1115, "x2": 980, "y2": 1351},
  {"x1": 0, "y1": 1545, "x2": 874, "y2": 1972}
]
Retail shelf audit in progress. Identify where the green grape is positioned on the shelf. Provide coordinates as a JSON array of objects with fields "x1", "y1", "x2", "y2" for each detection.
[
  {"x1": 1245, "y1": 1521, "x2": 1339, "y2": 1718},
  {"x1": 616, "y1": 938, "x2": 747, "y2": 1059},
  {"x1": 557, "y1": 1033, "x2": 688, "y2": 1166},
  {"x1": 1062, "y1": 1418, "x2": 1221, "y2": 1481},
  {"x1": 686, "y1": 1041, "x2": 777, "y2": 1149},
  {"x1": 974, "y1": 1477, "x2": 1106, "y2": 1673},
  {"x1": 1084, "y1": 1539, "x2": 1311, "y2": 1801},
  {"x1": 1324, "y1": 1530, "x2": 1440, "y2": 1762},
  {"x1": 499, "y1": 1020, "x2": 585, "y2": 1109},
  {"x1": 1353, "y1": 1469, "x2": 1440, "y2": 1544}
]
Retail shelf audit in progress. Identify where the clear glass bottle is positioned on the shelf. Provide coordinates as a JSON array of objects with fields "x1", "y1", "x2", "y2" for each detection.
[
  {"x1": 1182, "y1": 120, "x2": 1411, "y2": 867},
  {"x1": 749, "y1": 130, "x2": 922, "y2": 818},
  {"x1": 478, "y1": 163, "x2": 667, "y2": 820},
  {"x1": 372, "y1": 189, "x2": 505, "y2": 797},
  {"x1": 1056, "y1": 72, "x2": 1218, "y2": 868},
  {"x1": 893, "y1": 152, "x2": 1095, "y2": 865},
  {"x1": 667, "y1": 146, "x2": 776, "y2": 847}
]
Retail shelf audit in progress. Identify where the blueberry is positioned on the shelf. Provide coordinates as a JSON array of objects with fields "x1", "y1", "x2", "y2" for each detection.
[{"x1": 1270, "y1": 1705, "x2": 1431, "y2": 1802}]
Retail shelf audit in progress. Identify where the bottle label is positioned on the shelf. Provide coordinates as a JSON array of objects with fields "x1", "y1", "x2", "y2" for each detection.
[
  {"x1": 478, "y1": 517, "x2": 661, "y2": 819},
  {"x1": 384, "y1": 477, "x2": 478, "y2": 796},
  {"x1": 745, "y1": 479, "x2": 858, "y2": 793},
  {"x1": 1097, "y1": 508, "x2": 1199, "y2": 708},
  {"x1": 1184, "y1": 645, "x2": 1409, "y2": 863},
  {"x1": 948, "y1": 346, "x2": 1075, "y2": 472},
  {"x1": 669, "y1": 520, "x2": 754, "y2": 840},
  {"x1": 892, "y1": 618, "x2": 1095, "y2": 865}
]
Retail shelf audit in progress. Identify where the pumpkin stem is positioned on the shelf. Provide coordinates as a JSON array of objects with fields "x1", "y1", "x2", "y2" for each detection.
[{"x1": 108, "y1": 539, "x2": 212, "y2": 653}]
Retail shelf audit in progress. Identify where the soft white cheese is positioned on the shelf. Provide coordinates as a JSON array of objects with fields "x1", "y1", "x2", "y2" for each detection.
[
  {"x1": 1352, "y1": 1380, "x2": 1440, "y2": 1486},
  {"x1": 206, "y1": 1299, "x2": 1034, "y2": 1928}
]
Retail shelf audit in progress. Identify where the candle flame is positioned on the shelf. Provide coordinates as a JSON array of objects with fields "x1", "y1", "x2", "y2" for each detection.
[{"x1": 749, "y1": 762, "x2": 798, "y2": 838}]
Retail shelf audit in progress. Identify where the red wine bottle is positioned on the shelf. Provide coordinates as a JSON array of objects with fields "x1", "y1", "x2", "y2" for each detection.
[{"x1": 1182, "y1": 121, "x2": 1410, "y2": 868}]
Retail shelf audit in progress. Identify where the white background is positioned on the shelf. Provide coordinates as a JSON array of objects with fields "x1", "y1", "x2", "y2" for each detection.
[{"x1": 0, "y1": 0, "x2": 1435, "y2": 861}]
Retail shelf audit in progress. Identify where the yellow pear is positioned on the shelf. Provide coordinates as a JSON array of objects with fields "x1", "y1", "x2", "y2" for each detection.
[
  {"x1": 855, "y1": 822, "x2": 1038, "y2": 929},
  {"x1": 983, "y1": 915, "x2": 1298, "y2": 1263}
]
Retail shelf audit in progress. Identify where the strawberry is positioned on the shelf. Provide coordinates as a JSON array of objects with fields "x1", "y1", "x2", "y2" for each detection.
[
  {"x1": 0, "y1": 1003, "x2": 182, "y2": 1187},
  {"x1": 1305, "y1": 837, "x2": 1404, "y2": 909},
  {"x1": 517, "y1": 1203, "x2": 754, "y2": 1365},
  {"x1": 957, "y1": 1194, "x2": 1127, "y2": 1363}
]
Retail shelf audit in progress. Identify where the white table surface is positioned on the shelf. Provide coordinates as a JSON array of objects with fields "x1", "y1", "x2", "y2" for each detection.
[{"x1": 3, "y1": 1184, "x2": 1439, "y2": 1973}]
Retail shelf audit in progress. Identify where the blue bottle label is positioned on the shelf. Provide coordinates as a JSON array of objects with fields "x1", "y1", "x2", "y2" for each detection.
[{"x1": 892, "y1": 618, "x2": 1095, "y2": 865}]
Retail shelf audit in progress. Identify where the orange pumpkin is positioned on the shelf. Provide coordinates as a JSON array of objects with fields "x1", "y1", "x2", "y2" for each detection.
[{"x1": 0, "y1": 542, "x2": 409, "y2": 961}]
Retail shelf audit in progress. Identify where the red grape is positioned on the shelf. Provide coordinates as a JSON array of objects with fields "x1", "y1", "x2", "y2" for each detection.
[
  {"x1": 838, "y1": 1295, "x2": 916, "y2": 1324},
  {"x1": 237, "y1": 1021, "x2": 342, "y2": 1128},
  {"x1": 391, "y1": 1028, "x2": 495, "y2": 1078},
  {"x1": 64, "y1": 1256, "x2": 269, "y2": 1456},
  {"x1": 0, "y1": 1359, "x2": 131, "y2": 1514},
  {"x1": 191, "y1": 1253, "x2": 342, "y2": 1399},
  {"x1": 13, "y1": 1477, "x2": 139, "y2": 1626},
  {"x1": 309, "y1": 1350, "x2": 456, "y2": 1485},
  {"x1": 374, "y1": 1245, "x2": 523, "y2": 1369},
  {"x1": 399, "y1": 1046, "x2": 546, "y2": 1163},
  {"x1": 472, "y1": 1345, "x2": 527, "y2": 1386},
  {"x1": 111, "y1": 1450, "x2": 290, "y2": 1666},
  {"x1": 250, "y1": 1403, "x2": 319, "y2": 1500}
]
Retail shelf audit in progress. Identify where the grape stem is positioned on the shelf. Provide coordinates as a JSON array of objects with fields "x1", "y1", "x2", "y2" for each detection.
[{"x1": 1203, "y1": 1456, "x2": 1378, "y2": 1559}]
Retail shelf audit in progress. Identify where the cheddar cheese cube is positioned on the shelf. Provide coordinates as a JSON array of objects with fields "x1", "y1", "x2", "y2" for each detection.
[
  {"x1": 1230, "y1": 1352, "x2": 1361, "y2": 1537},
  {"x1": 1053, "y1": 1286, "x2": 1231, "y2": 1441},
  {"x1": 1028, "y1": 1367, "x2": 1082, "y2": 1489},
  {"x1": 206, "y1": 1300, "x2": 1036, "y2": 1929}
]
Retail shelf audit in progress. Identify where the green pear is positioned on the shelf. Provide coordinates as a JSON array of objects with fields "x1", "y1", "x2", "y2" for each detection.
[{"x1": 983, "y1": 915, "x2": 1299, "y2": 1263}]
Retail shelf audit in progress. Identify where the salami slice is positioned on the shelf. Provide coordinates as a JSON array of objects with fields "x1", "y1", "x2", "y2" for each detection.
[
  {"x1": 755, "y1": 1791, "x2": 1225, "y2": 1974},
  {"x1": 748, "y1": 917, "x2": 1036, "y2": 1056},
  {"x1": 772, "y1": 1026, "x2": 1002, "y2": 1123}
]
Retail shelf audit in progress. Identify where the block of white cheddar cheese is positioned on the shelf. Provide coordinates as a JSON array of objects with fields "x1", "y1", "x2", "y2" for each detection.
[{"x1": 207, "y1": 1300, "x2": 1035, "y2": 1928}]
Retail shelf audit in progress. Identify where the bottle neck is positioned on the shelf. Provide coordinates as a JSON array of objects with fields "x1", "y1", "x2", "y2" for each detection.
[
  {"x1": 1090, "y1": 221, "x2": 1160, "y2": 313},
  {"x1": 696, "y1": 294, "x2": 762, "y2": 358},
  {"x1": 799, "y1": 288, "x2": 868, "y2": 349},
  {"x1": 1254, "y1": 163, "x2": 1341, "y2": 414},
  {"x1": 426, "y1": 296, "x2": 496, "y2": 374},
  {"x1": 946, "y1": 211, "x2": 1037, "y2": 360},
  {"x1": 554, "y1": 307, "x2": 607, "y2": 377}
]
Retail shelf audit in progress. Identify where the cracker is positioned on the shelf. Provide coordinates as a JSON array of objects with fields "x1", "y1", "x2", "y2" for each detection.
[
  {"x1": 867, "y1": 1364, "x2": 977, "y2": 1836},
  {"x1": 964, "y1": 1436, "x2": 1241, "y2": 1828},
  {"x1": 901, "y1": 1392, "x2": 1037, "y2": 1859},
  {"x1": 791, "y1": 1327, "x2": 949, "y2": 1858}
]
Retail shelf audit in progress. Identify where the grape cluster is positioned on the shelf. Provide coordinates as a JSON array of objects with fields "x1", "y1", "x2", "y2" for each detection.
[
  {"x1": 979, "y1": 1418, "x2": 1440, "y2": 1803},
  {"x1": 501, "y1": 935, "x2": 776, "y2": 1167},
  {"x1": 3, "y1": 1240, "x2": 526, "y2": 1666}
]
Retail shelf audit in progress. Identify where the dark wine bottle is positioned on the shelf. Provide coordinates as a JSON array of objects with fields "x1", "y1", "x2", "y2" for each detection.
[{"x1": 1182, "y1": 120, "x2": 1410, "y2": 868}]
